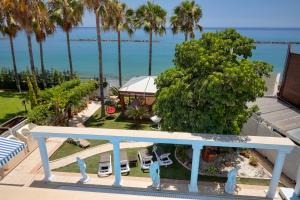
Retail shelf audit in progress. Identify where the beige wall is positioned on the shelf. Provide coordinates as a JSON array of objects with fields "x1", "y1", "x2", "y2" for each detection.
[{"x1": 241, "y1": 117, "x2": 300, "y2": 182}]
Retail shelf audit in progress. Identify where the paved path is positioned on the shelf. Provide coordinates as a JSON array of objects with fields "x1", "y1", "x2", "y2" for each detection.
[
  {"x1": 50, "y1": 142, "x2": 153, "y2": 169},
  {"x1": 68, "y1": 101, "x2": 101, "y2": 127}
]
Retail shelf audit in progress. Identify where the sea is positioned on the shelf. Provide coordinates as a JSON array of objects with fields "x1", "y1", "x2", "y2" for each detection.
[{"x1": 0, "y1": 27, "x2": 300, "y2": 81}]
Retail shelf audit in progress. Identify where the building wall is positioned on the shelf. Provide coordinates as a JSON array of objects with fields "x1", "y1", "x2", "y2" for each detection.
[{"x1": 241, "y1": 117, "x2": 300, "y2": 182}]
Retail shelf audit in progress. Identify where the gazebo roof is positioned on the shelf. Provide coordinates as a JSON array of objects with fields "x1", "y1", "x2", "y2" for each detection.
[{"x1": 119, "y1": 76, "x2": 157, "y2": 95}]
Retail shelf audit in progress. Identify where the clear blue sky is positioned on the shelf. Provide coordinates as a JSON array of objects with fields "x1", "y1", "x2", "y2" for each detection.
[{"x1": 81, "y1": 0, "x2": 300, "y2": 28}]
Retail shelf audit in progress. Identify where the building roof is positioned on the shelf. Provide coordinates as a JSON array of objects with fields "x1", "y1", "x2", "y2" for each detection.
[
  {"x1": 251, "y1": 97, "x2": 300, "y2": 135},
  {"x1": 119, "y1": 76, "x2": 157, "y2": 95},
  {"x1": 0, "y1": 137, "x2": 26, "y2": 168}
]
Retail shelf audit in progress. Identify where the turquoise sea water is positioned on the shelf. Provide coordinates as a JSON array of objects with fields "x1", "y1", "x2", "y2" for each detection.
[{"x1": 0, "y1": 28, "x2": 300, "y2": 81}]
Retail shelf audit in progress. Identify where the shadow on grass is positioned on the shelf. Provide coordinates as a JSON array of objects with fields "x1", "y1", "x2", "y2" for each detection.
[
  {"x1": 0, "y1": 91, "x2": 27, "y2": 99},
  {"x1": 0, "y1": 111, "x2": 27, "y2": 124}
]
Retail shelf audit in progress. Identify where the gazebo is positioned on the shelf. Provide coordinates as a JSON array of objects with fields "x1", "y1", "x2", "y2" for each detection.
[{"x1": 118, "y1": 76, "x2": 157, "y2": 112}]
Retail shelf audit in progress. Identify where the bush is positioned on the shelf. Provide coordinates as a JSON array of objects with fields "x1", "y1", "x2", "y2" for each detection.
[
  {"x1": 27, "y1": 104, "x2": 54, "y2": 125},
  {"x1": 126, "y1": 106, "x2": 147, "y2": 123},
  {"x1": 0, "y1": 67, "x2": 75, "y2": 90},
  {"x1": 27, "y1": 80, "x2": 98, "y2": 125},
  {"x1": 240, "y1": 149, "x2": 251, "y2": 158},
  {"x1": 249, "y1": 156, "x2": 258, "y2": 167},
  {"x1": 206, "y1": 165, "x2": 218, "y2": 175}
]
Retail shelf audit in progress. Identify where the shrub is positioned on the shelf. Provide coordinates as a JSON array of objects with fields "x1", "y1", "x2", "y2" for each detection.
[
  {"x1": 27, "y1": 76, "x2": 37, "y2": 108},
  {"x1": 249, "y1": 156, "x2": 258, "y2": 167},
  {"x1": 0, "y1": 67, "x2": 75, "y2": 90},
  {"x1": 240, "y1": 149, "x2": 251, "y2": 158},
  {"x1": 126, "y1": 106, "x2": 147, "y2": 123},
  {"x1": 27, "y1": 104, "x2": 54, "y2": 125},
  {"x1": 206, "y1": 165, "x2": 218, "y2": 175},
  {"x1": 27, "y1": 80, "x2": 98, "y2": 125}
]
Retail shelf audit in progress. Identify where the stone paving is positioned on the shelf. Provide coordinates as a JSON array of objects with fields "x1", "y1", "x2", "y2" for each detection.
[
  {"x1": 50, "y1": 142, "x2": 153, "y2": 169},
  {"x1": 26, "y1": 171, "x2": 282, "y2": 200}
]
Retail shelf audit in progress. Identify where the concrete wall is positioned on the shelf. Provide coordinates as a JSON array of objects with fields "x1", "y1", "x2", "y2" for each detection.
[{"x1": 241, "y1": 117, "x2": 300, "y2": 182}]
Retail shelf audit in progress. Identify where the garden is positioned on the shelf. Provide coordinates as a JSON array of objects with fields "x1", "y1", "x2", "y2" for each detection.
[{"x1": 50, "y1": 29, "x2": 275, "y2": 186}]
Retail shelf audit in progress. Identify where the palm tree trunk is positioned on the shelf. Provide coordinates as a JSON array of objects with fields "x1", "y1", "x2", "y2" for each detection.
[
  {"x1": 39, "y1": 42, "x2": 47, "y2": 89},
  {"x1": 66, "y1": 31, "x2": 73, "y2": 79},
  {"x1": 148, "y1": 30, "x2": 153, "y2": 76},
  {"x1": 26, "y1": 32, "x2": 36, "y2": 76},
  {"x1": 118, "y1": 31, "x2": 122, "y2": 87},
  {"x1": 184, "y1": 32, "x2": 188, "y2": 41},
  {"x1": 96, "y1": 12, "x2": 105, "y2": 118},
  {"x1": 9, "y1": 36, "x2": 21, "y2": 93}
]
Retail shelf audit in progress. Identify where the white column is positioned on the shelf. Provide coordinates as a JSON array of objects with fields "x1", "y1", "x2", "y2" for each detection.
[
  {"x1": 266, "y1": 150, "x2": 287, "y2": 198},
  {"x1": 188, "y1": 145, "x2": 203, "y2": 192},
  {"x1": 37, "y1": 137, "x2": 53, "y2": 181},
  {"x1": 112, "y1": 141, "x2": 121, "y2": 186},
  {"x1": 295, "y1": 164, "x2": 300, "y2": 196}
]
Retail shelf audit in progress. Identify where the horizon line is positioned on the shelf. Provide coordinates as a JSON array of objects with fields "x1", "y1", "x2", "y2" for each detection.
[{"x1": 75, "y1": 26, "x2": 300, "y2": 29}]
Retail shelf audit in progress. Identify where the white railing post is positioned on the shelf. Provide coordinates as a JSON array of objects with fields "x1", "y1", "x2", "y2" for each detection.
[
  {"x1": 267, "y1": 150, "x2": 287, "y2": 198},
  {"x1": 295, "y1": 164, "x2": 300, "y2": 196},
  {"x1": 37, "y1": 137, "x2": 53, "y2": 181},
  {"x1": 188, "y1": 144, "x2": 203, "y2": 192},
  {"x1": 112, "y1": 140, "x2": 121, "y2": 186}
]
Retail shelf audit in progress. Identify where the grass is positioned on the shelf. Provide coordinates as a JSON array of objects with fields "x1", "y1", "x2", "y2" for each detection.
[
  {"x1": 50, "y1": 109, "x2": 153, "y2": 160},
  {"x1": 0, "y1": 91, "x2": 29, "y2": 124},
  {"x1": 84, "y1": 109, "x2": 153, "y2": 130},
  {"x1": 50, "y1": 140, "x2": 108, "y2": 161},
  {"x1": 53, "y1": 144, "x2": 273, "y2": 186},
  {"x1": 54, "y1": 145, "x2": 191, "y2": 179}
]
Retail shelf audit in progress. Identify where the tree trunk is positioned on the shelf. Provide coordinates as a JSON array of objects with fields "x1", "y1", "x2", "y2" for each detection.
[
  {"x1": 118, "y1": 31, "x2": 122, "y2": 87},
  {"x1": 26, "y1": 32, "x2": 36, "y2": 76},
  {"x1": 184, "y1": 32, "x2": 188, "y2": 41},
  {"x1": 66, "y1": 31, "x2": 73, "y2": 79},
  {"x1": 148, "y1": 30, "x2": 153, "y2": 76},
  {"x1": 39, "y1": 42, "x2": 47, "y2": 89},
  {"x1": 9, "y1": 36, "x2": 21, "y2": 93},
  {"x1": 96, "y1": 12, "x2": 105, "y2": 118}
]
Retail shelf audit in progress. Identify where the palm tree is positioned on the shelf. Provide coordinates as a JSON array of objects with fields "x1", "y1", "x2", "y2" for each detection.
[
  {"x1": 48, "y1": 0, "x2": 84, "y2": 79},
  {"x1": 170, "y1": 0, "x2": 203, "y2": 41},
  {"x1": 0, "y1": 1, "x2": 22, "y2": 92},
  {"x1": 33, "y1": 4, "x2": 56, "y2": 88},
  {"x1": 84, "y1": 0, "x2": 111, "y2": 118},
  {"x1": 105, "y1": 1, "x2": 135, "y2": 87},
  {"x1": 14, "y1": 0, "x2": 43, "y2": 80},
  {"x1": 136, "y1": 2, "x2": 167, "y2": 76}
]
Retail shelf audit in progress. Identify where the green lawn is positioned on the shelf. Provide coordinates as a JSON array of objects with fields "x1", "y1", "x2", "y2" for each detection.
[
  {"x1": 54, "y1": 145, "x2": 191, "y2": 180},
  {"x1": 50, "y1": 110, "x2": 153, "y2": 160},
  {"x1": 0, "y1": 91, "x2": 29, "y2": 124},
  {"x1": 84, "y1": 110, "x2": 153, "y2": 130},
  {"x1": 54, "y1": 144, "x2": 275, "y2": 186},
  {"x1": 50, "y1": 140, "x2": 108, "y2": 161}
]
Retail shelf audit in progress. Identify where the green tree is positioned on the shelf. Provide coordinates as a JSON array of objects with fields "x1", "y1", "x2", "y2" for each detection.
[
  {"x1": 136, "y1": 2, "x2": 167, "y2": 76},
  {"x1": 27, "y1": 76, "x2": 37, "y2": 108},
  {"x1": 14, "y1": 0, "x2": 45, "y2": 81},
  {"x1": 33, "y1": 3, "x2": 56, "y2": 88},
  {"x1": 170, "y1": 0, "x2": 203, "y2": 41},
  {"x1": 30, "y1": 75, "x2": 40, "y2": 98},
  {"x1": 105, "y1": 1, "x2": 135, "y2": 87},
  {"x1": 48, "y1": 0, "x2": 84, "y2": 78},
  {"x1": 84, "y1": 0, "x2": 111, "y2": 118},
  {"x1": 154, "y1": 29, "x2": 272, "y2": 135},
  {"x1": 0, "y1": 1, "x2": 22, "y2": 92}
]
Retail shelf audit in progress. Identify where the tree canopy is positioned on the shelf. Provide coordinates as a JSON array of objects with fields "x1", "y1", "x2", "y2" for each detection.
[
  {"x1": 154, "y1": 29, "x2": 272, "y2": 135},
  {"x1": 170, "y1": 0, "x2": 203, "y2": 41}
]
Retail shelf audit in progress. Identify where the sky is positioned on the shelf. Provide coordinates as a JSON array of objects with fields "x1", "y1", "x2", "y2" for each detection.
[{"x1": 81, "y1": 0, "x2": 300, "y2": 28}]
